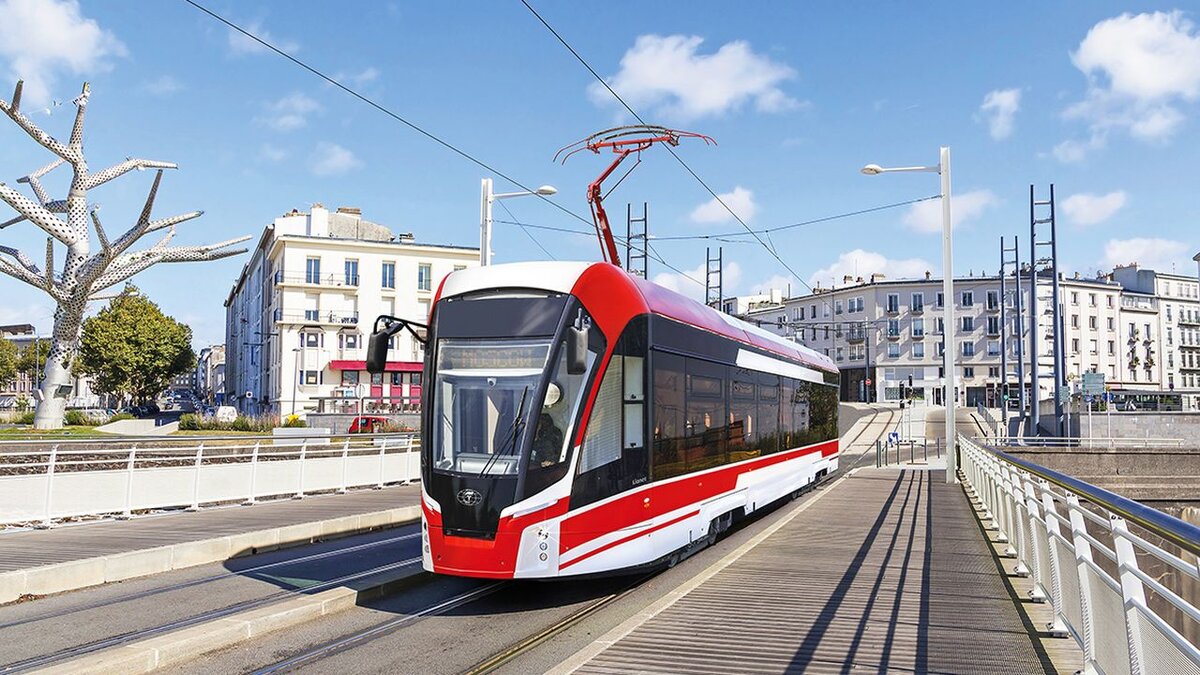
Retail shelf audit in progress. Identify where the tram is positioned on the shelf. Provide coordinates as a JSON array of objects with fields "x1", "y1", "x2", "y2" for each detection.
[{"x1": 367, "y1": 260, "x2": 839, "y2": 579}]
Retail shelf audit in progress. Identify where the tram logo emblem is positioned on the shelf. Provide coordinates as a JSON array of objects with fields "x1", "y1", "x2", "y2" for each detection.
[{"x1": 457, "y1": 489, "x2": 483, "y2": 506}]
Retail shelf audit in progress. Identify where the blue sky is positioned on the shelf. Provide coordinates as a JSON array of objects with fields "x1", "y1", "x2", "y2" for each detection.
[{"x1": 1, "y1": 1, "x2": 1198, "y2": 346}]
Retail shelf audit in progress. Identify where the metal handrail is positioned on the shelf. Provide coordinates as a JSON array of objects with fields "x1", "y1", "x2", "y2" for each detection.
[
  {"x1": 982, "y1": 440, "x2": 1200, "y2": 557},
  {"x1": 991, "y1": 435, "x2": 1189, "y2": 448},
  {"x1": 958, "y1": 435, "x2": 1200, "y2": 674}
]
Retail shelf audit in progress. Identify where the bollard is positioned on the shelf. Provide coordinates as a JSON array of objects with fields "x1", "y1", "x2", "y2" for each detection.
[
  {"x1": 876, "y1": 439, "x2": 881, "y2": 467},
  {"x1": 39, "y1": 444, "x2": 60, "y2": 529},
  {"x1": 243, "y1": 441, "x2": 260, "y2": 505}
]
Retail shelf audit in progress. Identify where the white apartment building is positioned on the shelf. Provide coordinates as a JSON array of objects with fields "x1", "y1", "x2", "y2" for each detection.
[
  {"x1": 224, "y1": 204, "x2": 479, "y2": 415},
  {"x1": 195, "y1": 345, "x2": 226, "y2": 404},
  {"x1": 739, "y1": 266, "x2": 1193, "y2": 409}
]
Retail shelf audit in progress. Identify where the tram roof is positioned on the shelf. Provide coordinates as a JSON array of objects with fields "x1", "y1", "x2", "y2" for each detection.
[{"x1": 440, "y1": 261, "x2": 837, "y2": 375}]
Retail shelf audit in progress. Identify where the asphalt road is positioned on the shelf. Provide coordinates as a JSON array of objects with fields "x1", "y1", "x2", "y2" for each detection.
[
  {"x1": 177, "y1": 407, "x2": 898, "y2": 675},
  {"x1": 0, "y1": 524, "x2": 422, "y2": 672}
]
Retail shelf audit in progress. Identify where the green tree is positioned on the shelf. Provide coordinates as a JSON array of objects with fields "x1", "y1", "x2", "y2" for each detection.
[
  {"x1": 0, "y1": 338, "x2": 17, "y2": 389},
  {"x1": 77, "y1": 288, "x2": 196, "y2": 403},
  {"x1": 16, "y1": 340, "x2": 46, "y2": 385}
]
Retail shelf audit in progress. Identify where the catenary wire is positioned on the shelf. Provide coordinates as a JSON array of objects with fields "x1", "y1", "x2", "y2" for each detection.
[{"x1": 182, "y1": 1, "x2": 707, "y2": 287}]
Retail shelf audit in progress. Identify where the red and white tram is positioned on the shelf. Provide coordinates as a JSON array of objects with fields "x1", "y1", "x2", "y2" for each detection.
[{"x1": 368, "y1": 260, "x2": 839, "y2": 579}]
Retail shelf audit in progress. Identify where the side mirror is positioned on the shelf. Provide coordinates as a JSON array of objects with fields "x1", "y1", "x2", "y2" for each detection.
[
  {"x1": 567, "y1": 325, "x2": 588, "y2": 375},
  {"x1": 366, "y1": 331, "x2": 389, "y2": 374}
]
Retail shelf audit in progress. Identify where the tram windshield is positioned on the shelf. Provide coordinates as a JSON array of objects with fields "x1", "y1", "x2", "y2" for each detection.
[{"x1": 432, "y1": 339, "x2": 552, "y2": 476}]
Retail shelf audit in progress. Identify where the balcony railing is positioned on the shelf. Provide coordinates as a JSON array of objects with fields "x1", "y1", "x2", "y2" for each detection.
[
  {"x1": 314, "y1": 395, "x2": 421, "y2": 415},
  {"x1": 274, "y1": 272, "x2": 360, "y2": 288},
  {"x1": 277, "y1": 311, "x2": 360, "y2": 326}
]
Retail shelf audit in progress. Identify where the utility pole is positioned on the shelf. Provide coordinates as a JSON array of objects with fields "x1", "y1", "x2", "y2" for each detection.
[
  {"x1": 706, "y1": 247, "x2": 723, "y2": 311},
  {"x1": 626, "y1": 202, "x2": 649, "y2": 279}
]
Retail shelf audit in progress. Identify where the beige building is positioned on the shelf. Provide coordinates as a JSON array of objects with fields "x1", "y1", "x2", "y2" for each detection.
[{"x1": 224, "y1": 204, "x2": 479, "y2": 415}]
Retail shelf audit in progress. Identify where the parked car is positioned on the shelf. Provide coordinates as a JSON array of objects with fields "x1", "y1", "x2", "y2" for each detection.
[
  {"x1": 214, "y1": 406, "x2": 238, "y2": 423},
  {"x1": 348, "y1": 415, "x2": 392, "y2": 434}
]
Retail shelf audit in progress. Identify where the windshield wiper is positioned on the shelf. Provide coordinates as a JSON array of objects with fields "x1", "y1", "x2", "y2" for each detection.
[{"x1": 477, "y1": 385, "x2": 530, "y2": 478}]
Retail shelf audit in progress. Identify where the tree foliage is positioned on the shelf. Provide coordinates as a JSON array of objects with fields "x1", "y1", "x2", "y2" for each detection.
[
  {"x1": 77, "y1": 288, "x2": 196, "y2": 402},
  {"x1": 0, "y1": 338, "x2": 17, "y2": 387},
  {"x1": 16, "y1": 340, "x2": 46, "y2": 378}
]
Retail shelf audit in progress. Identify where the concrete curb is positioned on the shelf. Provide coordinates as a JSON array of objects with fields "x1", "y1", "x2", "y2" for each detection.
[
  {"x1": 0, "y1": 505, "x2": 422, "y2": 605},
  {"x1": 34, "y1": 566, "x2": 425, "y2": 674}
]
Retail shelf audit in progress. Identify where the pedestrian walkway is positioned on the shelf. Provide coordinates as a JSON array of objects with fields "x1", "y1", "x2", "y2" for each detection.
[
  {"x1": 0, "y1": 485, "x2": 421, "y2": 603},
  {"x1": 557, "y1": 469, "x2": 1070, "y2": 674}
]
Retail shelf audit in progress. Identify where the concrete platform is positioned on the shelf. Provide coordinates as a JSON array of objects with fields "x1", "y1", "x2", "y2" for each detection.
[
  {"x1": 0, "y1": 485, "x2": 421, "y2": 604},
  {"x1": 556, "y1": 469, "x2": 1073, "y2": 674}
]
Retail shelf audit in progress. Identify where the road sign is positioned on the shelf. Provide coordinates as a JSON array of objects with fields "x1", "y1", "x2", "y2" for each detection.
[
  {"x1": 887, "y1": 431, "x2": 899, "y2": 445},
  {"x1": 1081, "y1": 372, "x2": 1105, "y2": 396},
  {"x1": 865, "y1": 378, "x2": 872, "y2": 386}
]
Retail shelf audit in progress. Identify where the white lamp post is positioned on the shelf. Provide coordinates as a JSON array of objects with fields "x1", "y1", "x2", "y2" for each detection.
[
  {"x1": 291, "y1": 347, "x2": 302, "y2": 417},
  {"x1": 479, "y1": 179, "x2": 557, "y2": 266},
  {"x1": 861, "y1": 147, "x2": 957, "y2": 483}
]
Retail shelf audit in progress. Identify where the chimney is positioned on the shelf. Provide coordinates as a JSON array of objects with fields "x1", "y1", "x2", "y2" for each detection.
[
  {"x1": 842, "y1": 275, "x2": 854, "y2": 285},
  {"x1": 396, "y1": 232, "x2": 415, "y2": 243},
  {"x1": 924, "y1": 270, "x2": 931, "y2": 280},
  {"x1": 855, "y1": 276, "x2": 864, "y2": 284},
  {"x1": 336, "y1": 206, "x2": 362, "y2": 216},
  {"x1": 1074, "y1": 271, "x2": 1081, "y2": 279}
]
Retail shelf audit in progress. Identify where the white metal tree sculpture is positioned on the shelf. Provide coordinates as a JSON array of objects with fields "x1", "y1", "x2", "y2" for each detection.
[{"x1": 0, "y1": 81, "x2": 250, "y2": 429}]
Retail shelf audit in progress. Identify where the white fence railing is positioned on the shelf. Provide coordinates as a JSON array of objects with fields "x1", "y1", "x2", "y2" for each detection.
[
  {"x1": 0, "y1": 432, "x2": 421, "y2": 527},
  {"x1": 989, "y1": 435, "x2": 1191, "y2": 449},
  {"x1": 959, "y1": 435, "x2": 1200, "y2": 674}
]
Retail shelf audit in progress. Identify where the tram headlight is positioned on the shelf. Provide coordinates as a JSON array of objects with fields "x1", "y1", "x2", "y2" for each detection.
[
  {"x1": 539, "y1": 542, "x2": 548, "y2": 551},
  {"x1": 539, "y1": 553, "x2": 548, "y2": 562},
  {"x1": 543, "y1": 382, "x2": 562, "y2": 408}
]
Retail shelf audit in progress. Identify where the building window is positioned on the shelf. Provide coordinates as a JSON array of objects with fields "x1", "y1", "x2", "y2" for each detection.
[
  {"x1": 936, "y1": 292, "x2": 944, "y2": 308},
  {"x1": 824, "y1": 326, "x2": 829, "y2": 339},
  {"x1": 961, "y1": 291, "x2": 973, "y2": 307},
  {"x1": 301, "y1": 331, "x2": 322, "y2": 348},
  {"x1": 341, "y1": 370, "x2": 359, "y2": 386},
  {"x1": 986, "y1": 316, "x2": 1000, "y2": 335},
  {"x1": 812, "y1": 304, "x2": 818, "y2": 318},
  {"x1": 836, "y1": 347, "x2": 844, "y2": 362},
  {"x1": 835, "y1": 300, "x2": 843, "y2": 315},
  {"x1": 986, "y1": 290, "x2": 999, "y2": 310},
  {"x1": 850, "y1": 297, "x2": 864, "y2": 313},
  {"x1": 935, "y1": 317, "x2": 944, "y2": 334},
  {"x1": 912, "y1": 318, "x2": 925, "y2": 337},
  {"x1": 1108, "y1": 340, "x2": 1115, "y2": 355},
  {"x1": 886, "y1": 294, "x2": 899, "y2": 313},
  {"x1": 1089, "y1": 293, "x2": 1096, "y2": 307},
  {"x1": 911, "y1": 293, "x2": 924, "y2": 312},
  {"x1": 305, "y1": 257, "x2": 321, "y2": 284},
  {"x1": 1107, "y1": 317, "x2": 1114, "y2": 330},
  {"x1": 302, "y1": 370, "x2": 321, "y2": 385},
  {"x1": 961, "y1": 316, "x2": 974, "y2": 332},
  {"x1": 304, "y1": 309, "x2": 320, "y2": 322},
  {"x1": 937, "y1": 342, "x2": 945, "y2": 357},
  {"x1": 913, "y1": 342, "x2": 925, "y2": 358},
  {"x1": 344, "y1": 259, "x2": 359, "y2": 286},
  {"x1": 987, "y1": 340, "x2": 1000, "y2": 356},
  {"x1": 962, "y1": 341, "x2": 975, "y2": 357},
  {"x1": 1071, "y1": 338, "x2": 1079, "y2": 353},
  {"x1": 988, "y1": 366, "x2": 999, "y2": 378},
  {"x1": 417, "y1": 263, "x2": 432, "y2": 291},
  {"x1": 964, "y1": 366, "x2": 975, "y2": 378},
  {"x1": 1088, "y1": 316, "x2": 1097, "y2": 329},
  {"x1": 887, "y1": 343, "x2": 900, "y2": 358},
  {"x1": 1107, "y1": 296, "x2": 1113, "y2": 308},
  {"x1": 887, "y1": 319, "x2": 900, "y2": 337},
  {"x1": 338, "y1": 332, "x2": 360, "y2": 350},
  {"x1": 1071, "y1": 314, "x2": 1079, "y2": 328},
  {"x1": 1071, "y1": 291, "x2": 1078, "y2": 305},
  {"x1": 381, "y1": 262, "x2": 396, "y2": 289},
  {"x1": 1089, "y1": 339, "x2": 1098, "y2": 355}
]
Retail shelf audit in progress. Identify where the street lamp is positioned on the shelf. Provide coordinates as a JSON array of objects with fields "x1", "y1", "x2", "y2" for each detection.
[
  {"x1": 291, "y1": 347, "x2": 302, "y2": 417},
  {"x1": 861, "y1": 147, "x2": 956, "y2": 483},
  {"x1": 479, "y1": 179, "x2": 557, "y2": 266}
]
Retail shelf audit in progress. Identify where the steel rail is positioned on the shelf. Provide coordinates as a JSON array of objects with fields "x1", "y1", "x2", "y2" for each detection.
[
  {"x1": 979, "y1": 438, "x2": 1200, "y2": 557},
  {"x1": 0, "y1": 529, "x2": 421, "y2": 631},
  {"x1": 250, "y1": 582, "x2": 508, "y2": 674},
  {"x1": 2, "y1": 555, "x2": 424, "y2": 672}
]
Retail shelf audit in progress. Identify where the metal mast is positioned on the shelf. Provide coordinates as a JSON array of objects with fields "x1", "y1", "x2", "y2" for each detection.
[
  {"x1": 706, "y1": 246, "x2": 723, "y2": 311},
  {"x1": 1030, "y1": 184, "x2": 1064, "y2": 437},
  {"x1": 1000, "y1": 236, "x2": 1026, "y2": 433},
  {"x1": 625, "y1": 202, "x2": 649, "y2": 279}
]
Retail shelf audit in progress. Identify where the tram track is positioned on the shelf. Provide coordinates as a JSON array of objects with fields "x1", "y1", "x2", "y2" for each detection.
[
  {"x1": 0, "y1": 530, "x2": 421, "y2": 630},
  {"x1": 1, "y1": 546, "x2": 425, "y2": 673}
]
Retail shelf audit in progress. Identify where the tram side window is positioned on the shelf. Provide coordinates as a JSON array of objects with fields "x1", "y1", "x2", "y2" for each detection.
[
  {"x1": 757, "y1": 373, "x2": 780, "y2": 455},
  {"x1": 780, "y1": 379, "x2": 795, "y2": 449},
  {"x1": 652, "y1": 352, "x2": 686, "y2": 480},
  {"x1": 685, "y1": 358, "x2": 727, "y2": 471},
  {"x1": 728, "y1": 368, "x2": 757, "y2": 463}
]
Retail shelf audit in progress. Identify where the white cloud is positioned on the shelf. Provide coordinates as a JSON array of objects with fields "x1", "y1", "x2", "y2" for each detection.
[
  {"x1": 257, "y1": 143, "x2": 287, "y2": 162},
  {"x1": 261, "y1": 92, "x2": 320, "y2": 132},
  {"x1": 748, "y1": 274, "x2": 797, "y2": 296},
  {"x1": 308, "y1": 142, "x2": 361, "y2": 176},
  {"x1": 652, "y1": 261, "x2": 741, "y2": 303},
  {"x1": 902, "y1": 189, "x2": 998, "y2": 234},
  {"x1": 1058, "y1": 11, "x2": 1200, "y2": 159},
  {"x1": 1061, "y1": 191, "x2": 1127, "y2": 226},
  {"x1": 228, "y1": 19, "x2": 298, "y2": 56},
  {"x1": 140, "y1": 75, "x2": 182, "y2": 96},
  {"x1": 0, "y1": 0, "x2": 126, "y2": 107},
  {"x1": 978, "y1": 88, "x2": 1020, "y2": 140},
  {"x1": 1053, "y1": 137, "x2": 1100, "y2": 163},
  {"x1": 807, "y1": 249, "x2": 934, "y2": 287},
  {"x1": 590, "y1": 34, "x2": 800, "y2": 121},
  {"x1": 1102, "y1": 238, "x2": 1191, "y2": 272},
  {"x1": 689, "y1": 186, "x2": 757, "y2": 224}
]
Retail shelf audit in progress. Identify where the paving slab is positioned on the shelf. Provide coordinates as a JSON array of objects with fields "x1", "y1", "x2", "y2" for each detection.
[{"x1": 558, "y1": 469, "x2": 1070, "y2": 674}]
